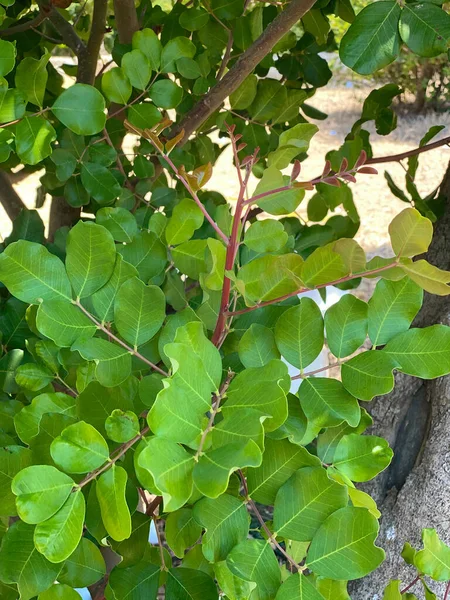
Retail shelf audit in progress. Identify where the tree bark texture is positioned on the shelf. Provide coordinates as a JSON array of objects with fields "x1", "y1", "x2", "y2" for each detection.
[{"x1": 352, "y1": 164, "x2": 450, "y2": 599}]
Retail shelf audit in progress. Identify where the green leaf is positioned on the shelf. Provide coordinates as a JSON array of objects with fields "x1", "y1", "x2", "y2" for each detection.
[
  {"x1": 274, "y1": 466, "x2": 348, "y2": 541},
  {"x1": 179, "y1": 7, "x2": 209, "y2": 30},
  {"x1": 230, "y1": 75, "x2": 257, "y2": 110},
  {"x1": 211, "y1": 408, "x2": 265, "y2": 452},
  {"x1": 102, "y1": 67, "x2": 132, "y2": 104},
  {"x1": 128, "y1": 102, "x2": 162, "y2": 129},
  {"x1": 81, "y1": 162, "x2": 122, "y2": 205},
  {"x1": 114, "y1": 277, "x2": 166, "y2": 348},
  {"x1": 36, "y1": 298, "x2": 96, "y2": 347},
  {"x1": 0, "y1": 349, "x2": 23, "y2": 394},
  {"x1": 399, "y1": 4, "x2": 450, "y2": 57},
  {"x1": 15, "y1": 362, "x2": 53, "y2": 391},
  {"x1": 38, "y1": 584, "x2": 82, "y2": 599},
  {"x1": 214, "y1": 561, "x2": 256, "y2": 600},
  {"x1": 368, "y1": 278, "x2": 423, "y2": 347},
  {"x1": 132, "y1": 28, "x2": 162, "y2": 71},
  {"x1": 149, "y1": 79, "x2": 183, "y2": 109},
  {"x1": 340, "y1": 1, "x2": 401, "y2": 75},
  {"x1": 306, "y1": 507, "x2": 384, "y2": 580},
  {"x1": 250, "y1": 79, "x2": 287, "y2": 122},
  {"x1": 383, "y1": 325, "x2": 450, "y2": 378},
  {"x1": 118, "y1": 231, "x2": 167, "y2": 281},
  {"x1": 15, "y1": 53, "x2": 50, "y2": 107},
  {"x1": 110, "y1": 511, "x2": 151, "y2": 568},
  {"x1": 149, "y1": 322, "x2": 221, "y2": 444},
  {"x1": 0, "y1": 446, "x2": 32, "y2": 516},
  {"x1": 77, "y1": 380, "x2": 136, "y2": 435},
  {"x1": 332, "y1": 433, "x2": 393, "y2": 481},
  {"x1": 11, "y1": 464, "x2": 74, "y2": 524},
  {"x1": 302, "y1": 244, "x2": 348, "y2": 287},
  {"x1": 14, "y1": 391, "x2": 76, "y2": 444},
  {"x1": 0, "y1": 40, "x2": 15, "y2": 76},
  {"x1": 0, "y1": 521, "x2": 61, "y2": 600},
  {"x1": 247, "y1": 438, "x2": 321, "y2": 504},
  {"x1": 166, "y1": 568, "x2": 218, "y2": 600},
  {"x1": 72, "y1": 337, "x2": 132, "y2": 388},
  {"x1": 0, "y1": 88, "x2": 26, "y2": 123},
  {"x1": 400, "y1": 260, "x2": 450, "y2": 295},
  {"x1": 96, "y1": 464, "x2": 131, "y2": 541},
  {"x1": 415, "y1": 528, "x2": 450, "y2": 581},
  {"x1": 91, "y1": 254, "x2": 138, "y2": 323},
  {"x1": 324, "y1": 295, "x2": 368, "y2": 359},
  {"x1": 268, "y1": 123, "x2": 318, "y2": 170},
  {"x1": 58, "y1": 537, "x2": 106, "y2": 587},
  {"x1": 316, "y1": 578, "x2": 350, "y2": 600},
  {"x1": 172, "y1": 239, "x2": 207, "y2": 280},
  {"x1": 341, "y1": 350, "x2": 397, "y2": 401},
  {"x1": 97, "y1": 207, "x2": 138, "y2": 243},
  {"x1": 166, "y1": 198, "x2": 204, "y2": 246},
  {"x1": 106, "y1": 561, "x2": 160, "y2": 599},
  {"x1": 106, "y1": 409, "x2": 139, "y2": 443},
  {"x1": 275, "y1": 573, "x2": 325, "y2": 600},
  {"x1": 194, "y1": 495, "x2": 249, "y2": 562},
  {"x1": 161, "y1": 36, "x2": 196, "y2": 73},
  {"x1": 122, "y1": 49, "x2": 152, "y2": 90},
  {"x1": 389, "y1": 208, "x2": 433, "y2": 258},
  {"x1": 166, "y1": 508, "x2": 202, "y2": 558},
  {"x1": 227, "y1": 539, "x2": 281, "y2": 600},
  {"x1": 275, "y1": 299, "x2": 324, "y2": 370},
  {"x1": 244, "y1": 220, "x2": 288, "y2": 253},
  {"x1": 15, "y1": 116, "x2": 56, "y2": 165},
  {"x1": 52, "y1": 84, "x2": 106, "y2": 135},
  {"x1": 139, "y1": 437, "x2": 195, "y2": 511},
  {"x1": 34, "y1": 489, "x2": 85, "y2": 563},
  {"x1": 51, "y1": 149, "x2": 77, "y2": 182},
  {"x1": 253, "y1": 166, "x2": 305, "y2": 215},
  {"x1": 66, "y1": 221, "x2": 116, "y2": 299},
  {"x1": 0, "y1": 240, "x2": 72, "y2": 304},
  {"x1": 50, "y1": 421, "x2": 109, "y2": 474},
  {"x1": 299, "y1": 378, "x2": 360, "y2": 428},
  {"x1": 238, "y1": 323, "x2": 280, "y2": 368}
]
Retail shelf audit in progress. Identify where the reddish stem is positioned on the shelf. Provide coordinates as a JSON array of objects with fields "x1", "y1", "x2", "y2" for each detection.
[
  {"x1": 444, "y1": 581, "x2": 450, "y2": 600},
  {"x1": 400, "y1": 575, "x2": 421, "y2": 594}
]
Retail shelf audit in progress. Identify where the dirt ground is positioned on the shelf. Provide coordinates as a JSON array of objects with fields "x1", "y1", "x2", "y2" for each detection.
[{"x1": 2, "y1": 85, "x2": 450, "y2": 260}]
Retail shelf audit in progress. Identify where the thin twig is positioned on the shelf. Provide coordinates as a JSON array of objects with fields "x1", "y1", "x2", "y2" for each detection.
[
  {"x1": 217, "y1": 30, "x2": 234, "y2": 80},
  {"x1": 291, "y1": 360, "x2": 343, "y2": 380},
  {"x1": 400, "y1": 575, "x2": 421, "y2": 594},
  {"x1": 154, "y1": 516, "x2": 167, "y2": 570},
  {"x1": 444, "y1": 580, "x2": 450, "y2": 600}
]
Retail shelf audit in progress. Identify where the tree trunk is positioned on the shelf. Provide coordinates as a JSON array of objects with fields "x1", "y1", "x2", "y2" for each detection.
[
  {"x1": 0, "y1": 171, "x2": 26, "y2": 220},
  {"x1": 352, "y1": 164, "x2": 450, "y2": 599}
]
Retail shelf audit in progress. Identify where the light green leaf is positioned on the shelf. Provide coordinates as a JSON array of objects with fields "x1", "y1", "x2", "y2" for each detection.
[
  {"x1": 400, "y1": 260, "x2": 450, "y2": 296},
  {"x1": 96, "y1": 207, "x2": 138, "y2": 243},
  {"x1": 36, "y1": 298, "x2": 96, "y2": 347},
  {"x1": 50, "y1": 421, "x2": 109, "y2": 474},
  {"x1": 138, "y1": 437, "x2": 195, "y2": 512},
  {"x1": 194, "y1": 495, "x2": 249, "y2": 562},
  {"x1": 34, "y1": 489, "x2": 85, "y2": 563},
  {"x1": 275, "y1": 299, "x2": 324, "y2": 370},
  {"x1": 172, "y1": 239, "x2": 207, "y2": 280},
  {"x1": 368, "y1": 277, "x2": 423, "y2": 346},
  {"x1": 0, "y1": 240, "x2": 72, "y2": 304},
  {"x1": 15, "y1": 53, "x2": 50, "y2": 107},
  {"x1": 399, "y1": 4, "x2": 450, "y2": 58},
  {"x1": 106, "y1": 561, "x2": 160, "y2": 599},
  {"x1": 316, "y1": 578, "x2": 350, "y2": 600},
  {"x1": 214, "y1": 561, "x2": 255, "y2": 600},
  {"x1": 227, "y1": 539, "x2": 281, "y2": 600},
  {"x1": 0, "y1": 40, "x2": 15, "y2": 76},
  {"x1": 238, "y1": 323, "x2": 280, "y2": 368},
  {"x1": 66, "y1": 221, "x2": 116, "y2": 299},
  {"x1": 275, "y1": 573, "x2": 325, "y2": 600},
  {"x1": 341, "y1": 350, "x2": 397, "y2": 401},
  {"x1": 252, "y1": 166, "x2": 304, "y2": 215},
  {"x1": 383, "y1": 325, "x2": 450, "y2": 378},
  {"x1": 0, "y1": 521, "x2": 61, "y2": 600},
  {"x1": 77, "y1": 380, "x2": 136, "y2": 435},
  {"x1": 149, "y1": 79, "x2": 183, "y2": 109},
  {"x1": 306, "y1": 507, "x2": 384, "y2": 580},
  {"x1": 0, "y1": 446, "x2": 32, "y2": 516},
  {"x1": 132, "y1": 28, "x2": 161, "y2": 70},
  {"x1": 14, "y1": 392, "x2": 76, "y2": 444},
  {"x1": 202, "y1": 238, "x2": 226, "y2": 292},
  {"x1": 52, "y1": 84, "x2": 106, "y2": 135},
  {"x1": 247, "y1": 438, "x2": 320, "y2": 504},
  {"x1": 91, "y1": 254, "x2": 138, "y2": 323},
  {"x1": 274, "y1": 466, "x2": 348, "y2": 541},
  {"x1": 389, "y1": 208, "x2": 433, "y2": 258},
  {"x1": 122, "y1": 49, "x2": 152, "y2": 90},
  {"x1": 244, "y1": 220, "x2": 288, "y2": 253},
  {"x1": 268, "y1": 123, "x2": 318, "y2": 170},
  {"x1": 333, "y1": 433, "x2": 393, "y2": 481},
  {"x1": 118, "y1": 231, "x2": 167, "y2": 281},
  {"x1": 15, "y1": 362, "x2": 53, "y2": 391},
  {"x1": 96, "y1": 464, "x2": 131, "y2": 541},
  {"x1": 105, "y1": 409, "x2": 139, "y2": 443},
  {"x1": 58, "y1": 537, "x2": 106, "y2": 587},
  {"x1": 166, "y1": 568, "x2": 218, "y2": 600},
  {"x1": 38, "y1": 584, "x2": 82, "y2": 599},
  {"x1": 333, "y1": 238, "x2": 366, "y2": 274},
  {"x1": 339, "y1": 1, "x2": 401, "y2": 75},
  {"x1": 29, "y1": 413, "x2": 77, "y2": 467},
  {"x1": 415, "y1": 528, "x2": 450, "y2": 581},
  {"x1": 15, "y1": 116, "x2": 55, "y2": 165},
  {"x1": 211, "y1": 408, "x2": 266, "y2": 452},
  {"x1": 102, "y1": 67, "x2": 132, "y2": 104},
  {"x1": 382, "y1": 580, "x2": 402, "y2": 599},
  {"x1": 11, "y1": 464, "x2": 74, "y2": 524},
  {"x1": 161, "y1": 36, "x2": 196, "y2": 73},
  {"x1": 302, "y1": 244, "x2": 348, "y2": 288},
  {"x1": 114, "y1": 277, "x2": 166, "y2": 348},
  {"x1": 230, "y1": 74, "x2": 257, "y2": 110},
  {"x1": 166, "y1": 198, "x2": 204, "y2": 246},
  {"x1": 299, "y1": 377, "x2": 360, "y2": 428},
  {"x1": 166, "y1": 508, "x2": 202, "y2": 558},
  {"x1": 325, "y1": 295, "x2": 368, "y2": 359},
  {"x1": 72, "y1": 337, "x2": 132, "y2": 388}
]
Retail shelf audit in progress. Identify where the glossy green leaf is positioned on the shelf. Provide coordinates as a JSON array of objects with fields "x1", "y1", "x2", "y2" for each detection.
[
  {"x1": 96, "y1": 464, "x2": 132, "y2": 541},
  {"x1": 16, "y1": 117, "x2": 56, "y2": 165},
  {"x1": 106, "y1": 409, "x2": 139, "y2": 443},
  {"x1": 214, "y1": 561, "x2": 256, "y2": 600},
  {"x1": 36, "y1": 298, "x2": 96, "y2": 347},
  {"x1": 274, "y1": 573, "x2": 325, "y2": 600},
  {"x1": 14, "y1": 392, "x2": 76, "y2": 444},
  {"x1": 0, "y1": 445, "x2": 32, "y2": 516},
  {"x1": 132, "y1": 28, "x2": 162, "y2": 70},
  {"x1": 77, "y1": 380, "x2": 136, "y2": 435},
  {"x1": 149, "y1": 79, "x2": 183, "y2": 109},
  {"x1": 58, "y1": 537, "x2": 106, "y2": 587},
  {"x1": 52, "y1": 84, "x2": 106, "y2": 135},
  {"x1": 299, "y1": 377, "x2": 360, "y2": 428},
  {"x1": 166, "y1": 567, "x2": 218, "y2": 600},
  {"x1": 333, "y1": 433, "x2": 393, "y2": 481},
  {"x1": 122, "y1": 49, "x2": 152, "y2": 90},
  {"x1": 275, "y1": 299, "x2": 324, "y2": 370},
  {"x1": 106, "y1": 561, "x2": 160, "y2": 599},
  {"x1": 306, "y1": 507, "x2": 384, "y2": 580},
  {"x1": 400, "y1": 260, "x2": 450, "y2": 295},
  {"x1": 34, "y1": 489, "x2": 85, "y2": 562},
  {"x1": 252, "y1": 166, "x2": 305, "y2": 215},
  {"x1": 50, "y1": 421, "x2": 109, "y2": 474},
  {"x1": 0, "y1": 40, "x2": 15, "y2": 76},
  {"x1": 238, "y1": 323, "x2": 280, "y2": 368},
  {"x1": 15, "y1": 53, "x2": 50, "y2": 107},
  {"x1": 389, "y1": 208, "x2": 433, "y2": 258},
  {"x1": 325, "y1": 295, "x2": 368, "y2": 358},
  {"x1": 166, "y1": 198, "x2": 204, "y2": 246},
  {"x1": 172, "y1": 239, "x2": 207, "y2": 280},
  {"x1": 341, "y1": 350, "x2": 397, "y2": 401},
  {"x1": 38, "y1": 584, "x2": 82, "y2": 599},
  {"x1": 114, "y1": 277, "x2": 166, "y2": 348},
  {"x1": 0, "y1": 240, "x2": 72, "y2": 304},
  {"x1": 399, "y1": 4, "x2": 450, "y2": 58},
  {"x1": 316, "y1": 578, "x2": 350, "y2": 600},
  {"x1": 230, "y1": 74, "x2": 257, "y2": 110},
  {"x1": 118, "y1": 231, "x2": 167, "y2": 281},
  {"x1": 72, "y1": 337, "x2": 132, "y2": 387},
  {"x1": 166, "y1": 508, "x2": 202, "y2": 558},
  {"x1": 268, "y1": 123, "x2": 318, "y2": 170},
  {"x1": 179, "y1": 7, "x2": 209, "y2": 30},
  {"x1": 160, "y1": 36, "x2": 196, "y2": 73},
  {"x1": 97, "y1": 207, "x2": 138, "y2": 243},
  {"x1": 15, "y1": 362, "x2": 53, "y2": 391},
  {"x1": 244, "y1": 220, "x2": 288, "y2": 253},
  {"x1": 415, "y1": 528, "x2": 450, "y2": 581},
  {"x1": 11, "y1": 464, "x2": 74, "y2": 524},
  {"x1": 91, "y1": 254, "x2": 138, "y2": 323},
  {"x1": 81, "y1": 162, "x2": 122, "y2": 204},
  {"x1": 227, "y1": 539, "x2": 281, "y2": 600},
  {"x1": 102, "y1": 67, "x2": 132, "y2": 104},
  {"x1": 211, "y1": 408, "x2": 265, "y2": 452},
  {"x1": 302, "y1": 244, "x2": 348, "y2": 288}
]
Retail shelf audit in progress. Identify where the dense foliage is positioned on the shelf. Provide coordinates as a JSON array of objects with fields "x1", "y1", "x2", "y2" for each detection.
[{"x1": 2, "y1": 0, "x2": 450, "y2": 599}]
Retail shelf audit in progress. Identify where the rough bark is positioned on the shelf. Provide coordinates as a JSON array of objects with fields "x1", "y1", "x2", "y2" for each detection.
[
  {"x1": 0, "y1": 172, "x2": 26, "y2": 220},
  {"x1": 113, "y1": 0, "x2": 139, "y2": 44},
  {"x1": 352, "y1": 164, "x2": 450, "y2": 599}
]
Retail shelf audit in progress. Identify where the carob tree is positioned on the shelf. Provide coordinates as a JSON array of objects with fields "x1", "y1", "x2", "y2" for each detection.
[{"x1": 1, "y1": 1, "x2": 450, "y2": 599}]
